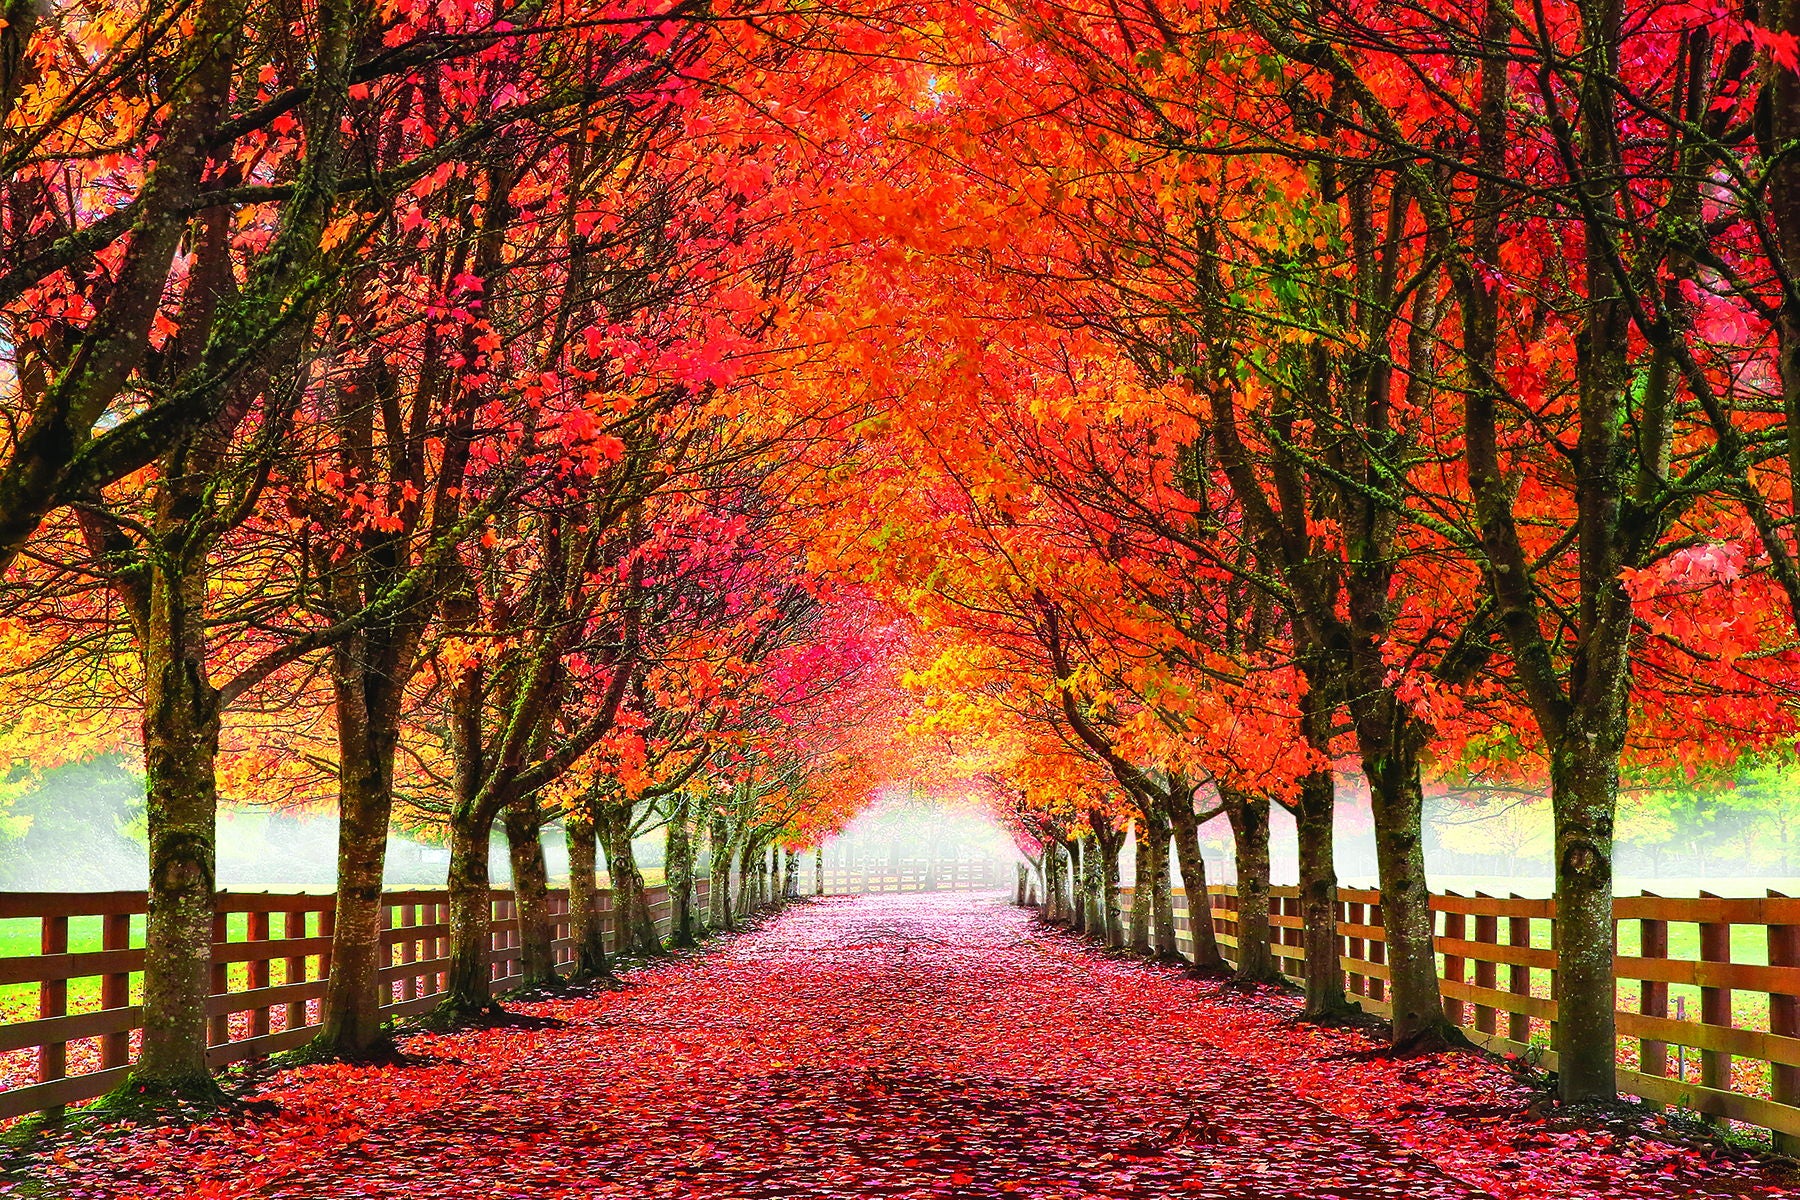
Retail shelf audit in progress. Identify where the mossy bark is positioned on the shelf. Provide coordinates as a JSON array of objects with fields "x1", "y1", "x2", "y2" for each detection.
[
  {"x1": 599, "y1": 799, "x2": 661, "y2": 957},
  {"x1": 666, "y1": 794, "x2": 698, "y2": 947},
  {"x1": 439, "y1": 819, "x2": 498, "y2": 1020},
  {"x1": 1166, "y1": 800, "x2": 1225, "y2": 968},
  {"x1": 131, "y1": 549, "x2": 224, "y2": 1100},
  {"x1": 1147, "y1": 809, "x2": 1179, "y2": 960},
  {"x1": 564, "y1": 808, "x2": 609, "y2": 978},
  {"x1": 1224, "y1": 790, "x2": 1282, "y2": 985},
  {"x1": 504, "y1": 794, "x2": 557, "y2": 988}
]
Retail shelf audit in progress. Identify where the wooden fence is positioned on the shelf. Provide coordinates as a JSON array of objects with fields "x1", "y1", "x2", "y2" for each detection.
[
  {"x1": 1116, "y1": 883, "x2": 1800, "y2": 1142},
  {"x1": 818, "y1": 861, "x2": 1004, "y2": 895},
  {"x1": 0, "y1": 881, "x2": 706, "y2": 1123}
]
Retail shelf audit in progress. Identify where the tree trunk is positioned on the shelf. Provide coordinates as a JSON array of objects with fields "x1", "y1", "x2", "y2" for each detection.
[
  {"x1": 598, "y1": 799, "x2": 660, "y2": 957},
  {"x1": 1551, "y1": 730, "x2": 1624, "y2": 1101},
  {"x1": 1294, "y1": 761, "x2": 1353, "y2": 1020},
  {"x1": 504, "y1": 794, "x2": 557, "y2": 988},
  {"x1": 710, "y1": 814, "x2": 735, "y2": 931},
  {"x1": 1224, "y1": 791, "x2": 1281, "y2": 984},
  {"x1": 1067, "y1": 839, "x2": 1090, "y2": 936},
  {"x1": 129, "y1": 550, "x2": 224, "y2": 1100},
  {"x1": 784, "y1": 848, "x2": 799, "y2": 899},
  {"x1": 1148, "y1": 809, "x2": 1179, "y2": 960},
  {"x1": 737, "y1": 837, "x2": 759, "y2": 915},
  {"x1": 314, "y1": 642, "x2": 402, "y2": 1058},
  {"x1": 1084, "y1": 834, "x2": 1106, "y2": 935},
  {"x1": 1016, "y1": 863, "x2": 1030, "y2": 907},
  {"x1": 814, "y1": 844, "x2": 824, "y2": 896},
  {"x1": 1129, "y1": 818, "x2": 1151, "y2": 952},
  {"x1": 439, "y1": 817, "x2": 496, "y2": 1019},
  {"x1": 565, "y1": 807, "x2": 609, "y2": 978},
  {"x1": 666, "y1": 794, "x2": 698, "y2": 947},
  {"x1": 1359, "y1": 721, "x2": 1456, "y2": 1049},
  {"x1": 1095, "y1": 827, "x2": 1125, "y2": 948},
  {"x1": 1167, "y1": 801, "x2": 1225, "y2": 969}
]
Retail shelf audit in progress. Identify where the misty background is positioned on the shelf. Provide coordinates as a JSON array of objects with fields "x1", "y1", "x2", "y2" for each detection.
[{"x1": 7, "y1": 754, "x2": 1800, "y2": 895}]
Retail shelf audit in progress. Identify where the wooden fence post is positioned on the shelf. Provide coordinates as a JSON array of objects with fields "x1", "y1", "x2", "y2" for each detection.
[
  {"x1": 284, "y1": 908, "x2": 308, "y2": 1034},
  {"x1": 38, "y1": 913, "x2": 68, "y2": 1099},
  {"x1": 209, "y1": 910, "x2": 230, "y2": 1048},
  {"x1": 1347, "y1": 900, "x2": 1366, "y2": 999},
  {"x1": 1770, "y1": 890, "x2": 1799, "y2": 1155},
  {"x1": 1507, "y1": 899, "x2": 1531, "y2": 1046},
  {"x1": 1443, "y1": 896, "x2": 1466, "y2": 1027},
  {"x1": 100, "y1": 911, "x2": 132, "y2": 1069},
  {"x1": 402, "y1": 902, "x2": 420, "y2": 1001},
  {"x1": 1473, "y1": 893, "x2": 1497, "y2": 1038},
  {"x1": 1699, "y1": 891, "x2": 1731, "y2": 1125},
  {"x1": 248, "y1": 909, "x2": 271, "y2": 1044},
  {"x1": 1639, "y1": 891, "x2": 1669, "y2": 1095},
  {"x1": 1369, "y1": 898, "x2": 1386, "y2": 1004}
]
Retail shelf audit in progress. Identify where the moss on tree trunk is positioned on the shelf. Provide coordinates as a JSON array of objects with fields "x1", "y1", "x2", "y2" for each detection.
[
  {"x1": 1224, "y1": 790, "x2": 1282, "y2": 985},
  {"x1": 565, "y1": 808, "x2": 609, "y2": 978},
  {"x1": 504, "y1": 794, "x2": 558, "y2": 988}
]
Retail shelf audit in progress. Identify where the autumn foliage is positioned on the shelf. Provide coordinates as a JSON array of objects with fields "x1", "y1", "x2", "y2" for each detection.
[{"x1": 0, "y1": 0, "x2": 1798, "y2": 1148}]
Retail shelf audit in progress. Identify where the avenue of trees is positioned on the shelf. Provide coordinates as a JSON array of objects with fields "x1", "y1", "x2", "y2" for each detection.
[{"x1": 0, "y1": 0, "x2": 1797, "y2": 1116}]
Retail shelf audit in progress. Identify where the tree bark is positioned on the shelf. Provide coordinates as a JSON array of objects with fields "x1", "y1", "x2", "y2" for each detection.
[
  {"x1": 598, "y1": 798, "x2": 660, "y2": 957},
  {"x1": 737, "y1": 837, "x2": 760, "y2": 915},
  {"x1": 1147, "y1": 808, "x2": 1179, "y2": 960},
  {"x1": 710, "y1": 813, "x2": 735, "y2": 931},
  {"x1": 814, "y1": 844, "x2": 824, "y2": 896},
  {"x1": 565, "y1": 807, "x2": 609, "y2": 978},
  {"x1": 1224, "y1": 790, "x2": 1281, "y2": 984},
  {"x1": 1551, "y1": 727, "x2": 1625, "y2": 1100},
  {"x1": 1293, "y1": 758, "x2": 1353, "y2": 1020},
  {"x1": 1358, "y1": 721, "x2": 1457, "y2": 1048},
  {"x1": 1093, "y1": 825, "x2": 1125, "y2": 947},
  {"x1": 1166, "y1": 800, "x2": 1225, "y2": 969},
  {"x1": 130, "y1": 548, "x2": 223, "y2": 1099},
  {"x1": 666, "y1": 794, "x2": 698, "y2": 947},
  {"x1": 1069, "y1": 837, "x2": 1092, "y2": 936},
  {"x1": 314, "y1": 629, "x2": 406, "y2": 1057},
  {"x1": 504, "y1": 794, "x2": 557, "y2": 988},
  {"x1": 439, "y1": 819, "x2": 496, "y2": 1019}
]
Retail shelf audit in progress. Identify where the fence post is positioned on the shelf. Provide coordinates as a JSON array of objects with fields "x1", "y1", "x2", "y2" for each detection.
[
  {"x1": 1507, "y1": 898, "x2": 1531, "y2": 1046},
  {"x1": 400, "y1": 903, "x2": 418, "y2": 1002},
  {"x1": 1638, "y1": 891, "x2": 1669, "y2": 1098},
  {"x1": 100, "y1": 911, "x2": 132, "y2": 1069},
  {"x1": 1369, "y1": 898, "x2": 1386, "y2": 1004},
  {"x1": 1346, "y1": 900, "x2": 1366, "y2": 999},
  {"x1": 208, "y1": 910, "x2": 230, "y2": 1048},
  {"x1": 1698, "y1": 891, "x2": 1731, "y2": 1124},
  {"x1": 1473, "y1": 892, "x2": 1497, "y2": 1038},
  {"x1": 1442, "y1": 895, "x2": 1466, "y2": 1027},
  {"x1": 248, "y1": 908, "x2": 272, "y2": 1044},
  {"x1": 39, "y1": 913, "x2": 68, "y2": 1100},
  {"x1": 1770, "y1": 890, "x2": 1799, "y2": 1155},
  {"x1": 284, "y1": 908, "x2": 308, "y2": 1034}
]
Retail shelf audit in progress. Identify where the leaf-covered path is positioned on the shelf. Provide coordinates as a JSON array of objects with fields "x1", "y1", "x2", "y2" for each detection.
[{"x1": 12, "y1": 894, "x2": 1799, "y2": 1199}]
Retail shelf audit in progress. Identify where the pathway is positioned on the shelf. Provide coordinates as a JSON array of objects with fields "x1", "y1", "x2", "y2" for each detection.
[{"x1": 9, "y1": 894, "x2": 1796, "y2": 1198}]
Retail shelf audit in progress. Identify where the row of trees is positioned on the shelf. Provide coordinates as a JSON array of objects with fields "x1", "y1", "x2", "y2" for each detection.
[
  {"x1": 0, "y1": 0, "x2": 908, "y2": 1111},
  {"x1": 789, "y1": 0, "x2": 1800, "y2": 1107},
  {"x1": 8, "y1": 0, "x2": 1800, "y2": 1118}
]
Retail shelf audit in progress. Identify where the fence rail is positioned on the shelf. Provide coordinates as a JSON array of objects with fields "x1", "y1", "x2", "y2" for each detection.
[
  {"x1": 1115, "y1": 883, "x2": 1800, "y2": 1142},
  {"x1": 0, "y1": 881, "x2": 706, "y2": 1123},
  {"x1": 818, "y1": 862, "x2": 1004, "y2": 895}
]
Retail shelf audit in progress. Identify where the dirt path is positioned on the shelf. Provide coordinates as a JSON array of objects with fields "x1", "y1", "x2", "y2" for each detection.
[{"x1": 9, "y1": 894, "x2": 1794, "y2": 1198}]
